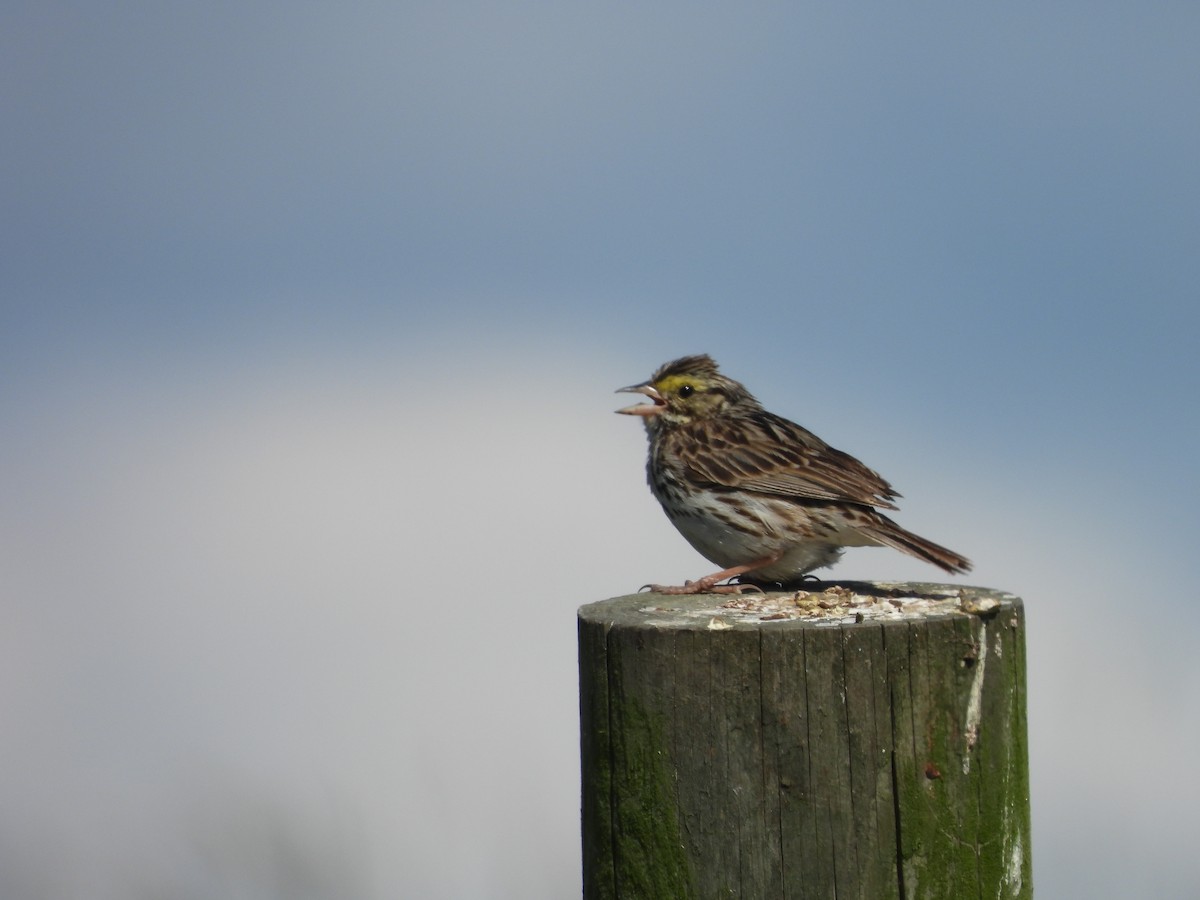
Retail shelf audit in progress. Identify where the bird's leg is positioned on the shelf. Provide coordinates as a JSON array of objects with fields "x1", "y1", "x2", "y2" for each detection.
[{"x1": 643, "y1": 555, "x2": 781, "y2": 595}]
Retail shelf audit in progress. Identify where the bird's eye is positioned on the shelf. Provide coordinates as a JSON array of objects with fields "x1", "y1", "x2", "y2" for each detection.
[{"x1": 678, "y1": 384, "x2": 694, "y2": 398}]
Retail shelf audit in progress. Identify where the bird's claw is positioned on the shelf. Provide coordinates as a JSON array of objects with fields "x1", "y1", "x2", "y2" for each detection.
[{"x1": 640, "y1": 579, "x2": 763, "y2": 596}]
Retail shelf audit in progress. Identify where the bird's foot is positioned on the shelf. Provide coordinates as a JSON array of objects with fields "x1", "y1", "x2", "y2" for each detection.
[
  {"x1": 641, "y1": 578, "x2": 764, "y2": 596},
  {"x1": 638, "y1": 556, "x2": 781, "y2": 596}
]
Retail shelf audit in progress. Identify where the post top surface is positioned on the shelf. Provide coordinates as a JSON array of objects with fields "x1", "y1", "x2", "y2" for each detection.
[{"x1": 579, "y1": 582, "x2": 1020, "y2": 631}]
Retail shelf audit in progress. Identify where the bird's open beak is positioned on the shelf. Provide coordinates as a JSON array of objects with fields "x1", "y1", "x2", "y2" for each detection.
[{"x1": 615, "y1": 383, "x2": 666, "y2": 416}]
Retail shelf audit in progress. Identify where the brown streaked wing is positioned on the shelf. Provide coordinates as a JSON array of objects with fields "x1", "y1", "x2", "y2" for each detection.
[{"x1": 676, "y1": 412, "x2": 900, "y2": 510}]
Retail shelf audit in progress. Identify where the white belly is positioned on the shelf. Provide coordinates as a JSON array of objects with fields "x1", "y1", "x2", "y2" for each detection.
[{"x1": 662, "y1": 490, "x2": 874, "y2": 580}]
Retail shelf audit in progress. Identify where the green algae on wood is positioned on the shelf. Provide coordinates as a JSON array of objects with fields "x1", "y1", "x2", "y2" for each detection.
[{"x1": 579, "y1": 584, "x2": 1031, "y2": 899}]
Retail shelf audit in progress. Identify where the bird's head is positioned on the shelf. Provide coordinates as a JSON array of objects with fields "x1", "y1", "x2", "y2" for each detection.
[{"x1": 616, "y1": 354, "x2": 756, "y2": 428}]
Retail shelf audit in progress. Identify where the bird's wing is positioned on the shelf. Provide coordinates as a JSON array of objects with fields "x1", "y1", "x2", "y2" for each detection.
[{"x1": 680, "y1": 412, "x2": 900, "y2": 510}]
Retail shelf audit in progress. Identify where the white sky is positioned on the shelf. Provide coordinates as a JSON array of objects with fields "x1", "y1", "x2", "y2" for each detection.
[{"x1": 3, "y1": 4, "x2": 1199, "y2": 897}]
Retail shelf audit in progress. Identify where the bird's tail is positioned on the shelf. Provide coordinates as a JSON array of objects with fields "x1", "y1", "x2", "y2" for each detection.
[{"x1": 863, "y1": 513, "x2": 972, "y2": 575}]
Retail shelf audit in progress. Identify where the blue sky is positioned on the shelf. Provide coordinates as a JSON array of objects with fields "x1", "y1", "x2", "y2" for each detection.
[{"x1": 3, "y1": 4, "x2": 1198, "y2": 897}]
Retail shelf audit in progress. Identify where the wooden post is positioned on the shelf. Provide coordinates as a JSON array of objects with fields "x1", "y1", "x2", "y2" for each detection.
[{"x1": 579, "y1": 583, "x2": 1030, "y2": 899}]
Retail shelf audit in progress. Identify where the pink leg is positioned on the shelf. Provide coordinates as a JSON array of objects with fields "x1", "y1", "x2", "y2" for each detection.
[{"x1": 643, "y1": 555, "x2": 780, "y2": 595}]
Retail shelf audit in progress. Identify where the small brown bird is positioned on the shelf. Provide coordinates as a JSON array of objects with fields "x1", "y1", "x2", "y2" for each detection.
[{"x1": 617, "y1": 354, "x2": 971, "y2": 594}]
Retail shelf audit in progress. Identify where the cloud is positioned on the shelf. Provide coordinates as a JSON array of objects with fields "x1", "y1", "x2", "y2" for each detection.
[
  {"x1": 1, "y1": 344, "x2": 1196, "y2": 896},
  {"x1": 3, "y1": 3, "x2": 1199, "y2": 892}
]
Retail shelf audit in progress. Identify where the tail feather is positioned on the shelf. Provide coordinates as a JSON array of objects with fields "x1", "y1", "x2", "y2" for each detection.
[{"x1": 863, "y1": 513, "x2": 972, "y2": 575}]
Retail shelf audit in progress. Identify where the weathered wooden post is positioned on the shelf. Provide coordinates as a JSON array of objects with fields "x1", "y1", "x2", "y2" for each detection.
[{"x1": 579, "y1": 583, "x2": 1030, "y2": 899}]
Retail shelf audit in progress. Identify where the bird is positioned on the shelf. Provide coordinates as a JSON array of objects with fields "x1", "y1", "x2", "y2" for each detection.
[{"x1": 616, "y1": 354, "x2": 971, "y2": 594}]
